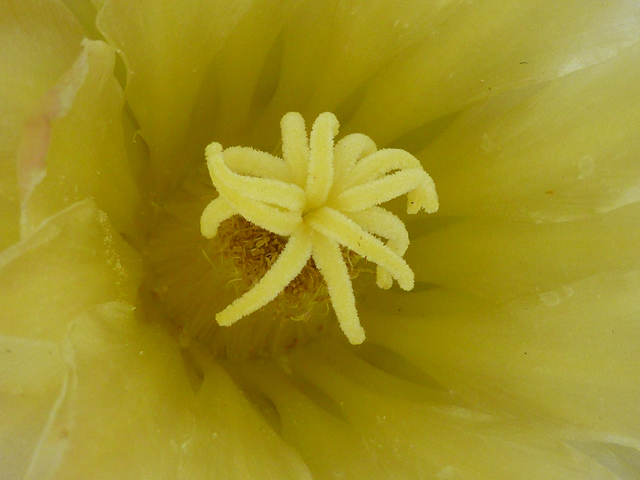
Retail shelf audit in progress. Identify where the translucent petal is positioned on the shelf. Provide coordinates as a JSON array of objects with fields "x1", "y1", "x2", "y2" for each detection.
[
  {"x1": 237, "y1": 359, "x2": 406, "y2": 480},
  {"x1": 0, "y1": 336, "x2": 68, "y2": 479},
  {"x1": 407, "y1": 203, "x2": 640, "y2": 303},
  {"x1": 289, "y1": 342, "x2": 619, "y2": 480},
  {"x1": 361, "y1": 274, "x2": 640, "y2": 442},
  {"x1": 60, "y1": 0, "x2": 101, "y2": 39},
  {"x1": 348, "y1": 0, "x2": 640, "y2": 146},
  {"x1": 179, "y1": 355, "x2": 313, "y2": 479},
  {"x1": 424, "y1": 42, "x2": 640, "y2": 222},
  {"x1": 0, "y1": 0, "x2": 84, "y2": 249},
  {"x1": 95, "y1": 0, "x2": 254, "y2": 190},
  {"x1": 252, "y1": 0, "x2": 453, "y2": 141},
  {"x1": 0, "y1": 199, "x2": 142, "y2": 341},
  {"x1": 49, "y1": 303, "x2": 195, "y2": 479},
  {"x1": 22, "y1": 39, "x2": 142, "y2": 239}
]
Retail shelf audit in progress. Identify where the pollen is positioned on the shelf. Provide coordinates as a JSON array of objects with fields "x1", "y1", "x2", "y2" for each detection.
[{"x1": 201, "y1": 112, "x2": 438, "y2": 344}]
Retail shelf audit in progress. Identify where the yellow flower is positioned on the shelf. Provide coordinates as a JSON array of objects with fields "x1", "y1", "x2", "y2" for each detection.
[{"x1": 2, "y1": 0, "x2": 640, "y2": 478}]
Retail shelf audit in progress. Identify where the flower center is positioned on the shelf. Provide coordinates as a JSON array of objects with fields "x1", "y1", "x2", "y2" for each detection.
[{"x1": 143, "y1": 112, "x2": 438, "y2": 358}]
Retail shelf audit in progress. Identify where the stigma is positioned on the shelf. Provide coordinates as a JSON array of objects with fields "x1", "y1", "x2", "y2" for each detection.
[{"x1": 201, "y1": 112, "x2": 438, "y2": 345}]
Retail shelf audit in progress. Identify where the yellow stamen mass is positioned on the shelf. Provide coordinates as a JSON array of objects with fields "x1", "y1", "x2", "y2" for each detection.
[{"x1": 200, "y1": 112, "x2": 438, "y2": 344}]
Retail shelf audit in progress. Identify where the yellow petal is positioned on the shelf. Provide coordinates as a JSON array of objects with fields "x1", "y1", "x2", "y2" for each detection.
[
  {"x1": 50, "y1": 302, "x2": 195, "y2": 478},
  {"x1": 95, "y1": 0, "x2": 254, "y2": 190},
  {"x1": 179, "y1": 355, "x2": 313, "y2": 479},
  {"x1": 0, "y1": 199, "x2": 142, "y2": 341},
  {"x1": 237, "y1": 359, "x2": 406, "y2": 479},
  {"x1": 362, "y1": 272, "x2": 640, "y2": 442},
  {"x1": 289, "y1": 341, "x2": 618, "y2": 479},
  {"x1": 0, "y1": 0, "x2": 84, "y2": 249},
  {"x1": 425, "y1": 42, "x2": 640, "y2": 222},
  {"x1": 349, "y1": 0, "x2": 640, "y2": 145},
  {"x1": 0, "y1": 336, "x2": 68, "y2": 479},
  {"x1": 21, "y1": 39, "x2": 142, "y2": 240},
  {"x1": 407, "y1": 202, "x2": 640, "y2": 303},
  {"x1": 252, "y1": 0, "x2": 454, "y2": 140}
]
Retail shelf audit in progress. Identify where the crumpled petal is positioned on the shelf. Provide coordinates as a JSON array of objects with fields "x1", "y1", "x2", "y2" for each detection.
[
  {"x1": 0, "y1": 199, "x2": 142, "y2": 341},
  {"x1": 20, "y1": 39, "x2": 142, "y2": 240},
  {"x1": 0, "y1": 0, "x2": 84, "y2": 249},
  {"x1": 95, "y1": 0, "x2": 255, "y2": 190}
]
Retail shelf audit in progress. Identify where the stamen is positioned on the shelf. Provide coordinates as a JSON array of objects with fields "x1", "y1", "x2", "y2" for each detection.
[
  {"x1": 216, "y1": 226, "x2": 313, "y2": 326},
  {"x1": 331, "y1": 133, "x2": 377, "y2": 195},
  {"x1": 332, "y1": 169, "x2": 433, "y2": 213}
]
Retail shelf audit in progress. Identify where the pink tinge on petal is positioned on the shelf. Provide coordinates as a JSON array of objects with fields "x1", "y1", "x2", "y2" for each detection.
[
  {"x1": 17, "y1": 112, "x2": 51, "y2": 203},
  {"x1": 16, "y1": 40, "x2": 91, "y2": 220}
]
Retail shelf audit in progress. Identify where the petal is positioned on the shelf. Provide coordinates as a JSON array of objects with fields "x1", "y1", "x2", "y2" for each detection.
[
  {"x1": 202, "y1": 0, "x2": 308, "y2": 149},
  {"x1": 0, "y1": 0, "x2": 84, "y2": 249},
  {"x1": 0, "y1": 199, "x2": 142, "y2": 341},
  {"x1": 251, "y1": 0, "x2": 454, "y2": 141},
  {"x1": 50, "y1": 302, "x2": 195, "y2": 478},
  {"x1": 423, "y1": 42, "x2": 640, "y2": 222},
  {"x1": 0, "y1": 336, "x2": 68, "y2": 479},
  {"x1": 407, "y1": 202, "x2": 640, "y2": 303},
  {"x1": 236, "y1": 359, "x2": 405, "y2": 480},
  {"x1": 361, "y1": 274, "x2": 640, "y2": 442},
  {"x1": 179, "y1": 354, "x2": 313, "y2": 479},
  {"x1": 95, "y1": 0, "x2": 255, "y2": 190},
  {"x1": 21, "y1": 39, "x2": 142, "y2": 240},
  {"x1": 288, "y1": 341, "x2": 619, "y2": 480},
  {"x1": 348, "y1": 1, "x2": 640, "y2": 146}
]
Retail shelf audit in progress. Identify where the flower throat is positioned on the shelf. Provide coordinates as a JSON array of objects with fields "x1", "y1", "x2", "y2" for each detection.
[{"x1": 144, "y1": 112, "x2": 438, "y2": 358}]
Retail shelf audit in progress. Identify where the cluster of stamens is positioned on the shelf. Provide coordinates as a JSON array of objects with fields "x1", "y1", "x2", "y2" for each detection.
[{"x1": 201, "y1": 112, "x2": 438, "y2": 344}]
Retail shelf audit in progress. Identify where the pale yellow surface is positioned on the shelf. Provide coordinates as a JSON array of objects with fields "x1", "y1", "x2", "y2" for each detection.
[
  {"x1": 23, "y1": 39, "x2": 142, "y2": 239},
  {"x1": 0, "y1": 200, "x2": 141, "y2": 342},
  {"x1": 1, "y1": 0, "x2": 639, "y2": 478},
  {"x1": 0, "y1": 0, "x2": 84, "y2": 249}
]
